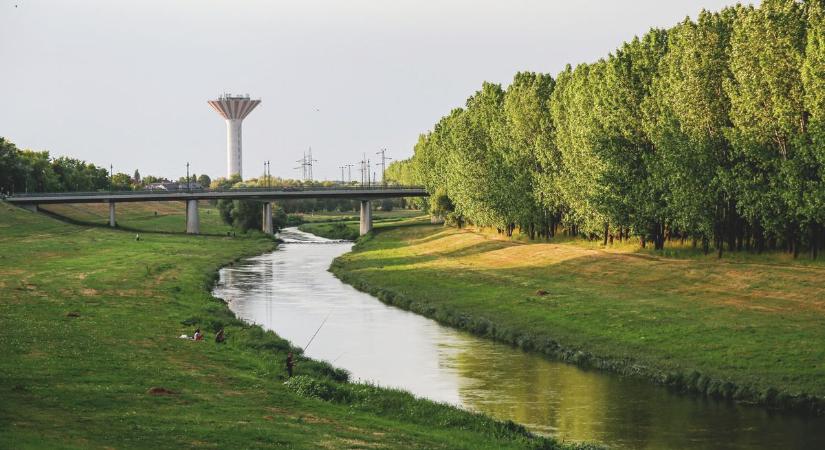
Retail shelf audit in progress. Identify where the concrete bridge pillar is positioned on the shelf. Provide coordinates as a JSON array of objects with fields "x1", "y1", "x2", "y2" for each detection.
[
  {"x1": 262, "y1": 202, "x2": 273, "y2": 234},
  {"x1": 186, "y1": 199, "x2": 200, "y2": 234},
  {"x1": 359, "y1": 200, "x2": 372, "y2": 236},
  {"x1": 108, "y1": 201, "x2": 116, "y2": 227},
  {"x1": 19, "y1": 204, "x2": 38, "y2": 213}
]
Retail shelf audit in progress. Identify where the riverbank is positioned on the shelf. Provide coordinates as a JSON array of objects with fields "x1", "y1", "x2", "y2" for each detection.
[
  {"x1": 0, "y1": 202, "x2": 588, "y2": 449},
  {"x1": 297, "y1": 211, "x2": 427, "y2": 240},
  {"x1": 330, "y1": 223, "x2": 825, "y2": 415}
]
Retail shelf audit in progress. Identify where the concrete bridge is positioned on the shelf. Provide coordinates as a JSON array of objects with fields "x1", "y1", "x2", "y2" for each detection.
[{"x1": 4, "y1": 186, "x2": 428, "y2": 236}]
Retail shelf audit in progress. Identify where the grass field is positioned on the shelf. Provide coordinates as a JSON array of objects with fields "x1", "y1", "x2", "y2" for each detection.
[
  {"x1": 331, "y1": 223, "x2": 825, "y2": 413},
  {"x1": 0, "y1": 202, "x2": 588, "y2": 450},
  {"x1": 40, "y1": 201, "x2": 234, "y2": 235},
  {"x1": 298, "y1": 211, "x2": 427, "y2": 240},
  {"x1": 297, "y1": 209, "x2": 424, "y2": 224}
]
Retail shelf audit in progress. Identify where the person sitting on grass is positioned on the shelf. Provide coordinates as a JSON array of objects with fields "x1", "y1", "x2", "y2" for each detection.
[
  {"x1": 215, "y1": 328, "x2": 225, "y2": 344},
  {"x1": 193, "y1": 328, "x2": 203, "y2": 341}
]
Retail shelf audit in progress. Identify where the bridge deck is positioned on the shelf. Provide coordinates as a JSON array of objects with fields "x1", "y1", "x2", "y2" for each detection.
[{"x1": 3, "y1": 186, "x2": 428, "y2": 205}]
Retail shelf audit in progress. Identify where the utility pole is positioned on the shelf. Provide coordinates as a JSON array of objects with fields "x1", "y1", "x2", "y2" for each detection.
[
  {"x1": 110, "y1": 164, "x2": 113, "y2": 191},
  {"x1": 186, "y1": 162, "x2": 190, "y2": 191},
  {"x1": 376, "y1": 148, "x2": 392, "y2": 186},
  {"x1": 307, "y1": 147, "x2": 318, "y2": 181},
  {"x1": 346, "y1": 164, "x2": 353, "y2": 184},
  {"x1": 358, "y1": 154, "x2": 366, "y2": 185}
]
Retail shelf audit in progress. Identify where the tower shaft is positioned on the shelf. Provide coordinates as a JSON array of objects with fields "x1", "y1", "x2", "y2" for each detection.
[{"x1": 226, "y1": 119, "x2": 243, "y2": 179}]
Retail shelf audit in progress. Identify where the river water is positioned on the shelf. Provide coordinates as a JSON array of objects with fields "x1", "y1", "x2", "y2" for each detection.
[{"x1": 213, "y1": 227, "x2": 825, "y2": 449}]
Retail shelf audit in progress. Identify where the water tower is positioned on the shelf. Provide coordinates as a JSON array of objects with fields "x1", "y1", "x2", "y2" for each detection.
[{"x1": 208, "y1": 94, "x2": 261, "y2": 179}]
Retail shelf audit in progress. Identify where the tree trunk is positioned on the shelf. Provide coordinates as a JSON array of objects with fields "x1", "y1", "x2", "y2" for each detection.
[{"x1": 603, "y1": 222, "x2": 609, "y2": 246}]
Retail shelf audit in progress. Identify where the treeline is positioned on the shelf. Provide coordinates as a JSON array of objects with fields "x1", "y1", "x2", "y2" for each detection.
[
  {"x1": 389, "y1": 0, "x2": 825, "y2": 257},
  {"x1": 0, "y1": 137, "x2": 213, "y2": 193},
  {"x1": 0, "y1": 137, "x2": 111, "y2": 194}
]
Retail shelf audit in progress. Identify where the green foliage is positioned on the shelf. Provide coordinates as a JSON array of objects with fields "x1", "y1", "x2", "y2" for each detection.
[
  {"x1": 0, "y1": 138, "x2": 111, "y2": 194},
  {"x1": 403, "y1": 0, "x2": 825, "y2": 256}
]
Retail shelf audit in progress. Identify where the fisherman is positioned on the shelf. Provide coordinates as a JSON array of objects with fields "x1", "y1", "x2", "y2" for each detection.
[
  {"x1": 215, "y1": 328, "x2": 225, "y2": 344},
  {"x1": 286, "y1": 352, "x2": 295, "y2": 378}
]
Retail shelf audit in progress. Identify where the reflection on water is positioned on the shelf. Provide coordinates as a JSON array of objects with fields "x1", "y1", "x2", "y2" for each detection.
[{"x1": 214, "y1": 228, "x2": 825, "y2": 450}]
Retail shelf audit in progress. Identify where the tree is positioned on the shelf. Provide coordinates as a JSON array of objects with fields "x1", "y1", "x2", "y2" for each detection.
[
  {"x1": 111, "y1": 173, "x2": 134, "y2": 191},
  {"x1": 503, "y1": 72, "x2": 557, "y2": 237},
  {"x1": 197, "y1": 174, "x2": 211, "y2": 188},
  {"x1": 643, "y1": 9, "x2": 739, "y2": 254},
  {"x1": 725, "y1": 0, "x2": 808, "y2": 255}
]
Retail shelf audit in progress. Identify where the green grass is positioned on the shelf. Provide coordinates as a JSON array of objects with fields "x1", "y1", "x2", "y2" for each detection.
[
  {"x1": 298, "y1": 211, "x2": 428, "y2": 240},
  {"x1": 0, "y1": 202, "x2": 590, "y2": 450},
  {"x1": 297, "y1": 209, "x2": 424, "y2": 224},
  {"x1": 331, "y1": 223, "x2": 825, "y2": 413},
  {"x1": 40, "y1": 201, "x2": 235, "y2": 236}
]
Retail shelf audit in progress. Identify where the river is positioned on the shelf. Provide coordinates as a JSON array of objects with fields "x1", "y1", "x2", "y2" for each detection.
[{"x1": 213, "y1": 227, "x2": 825, "y2": 449}]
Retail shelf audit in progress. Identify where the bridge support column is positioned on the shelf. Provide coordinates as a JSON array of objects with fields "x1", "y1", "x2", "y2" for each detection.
[
  {"x1": 262, "y1": 202, "x2": 273, "y2": 234},
  {"x1": 108, "y1": 201, "x2": 116, "y2": 227},
  {"x1": 19, "y1": 203, "x2": 38, "y2": 213},
  {"x1": 359, "y1": 200, "x2": 372, "y2": 236},
  {"x1": 186, "y1": 200, "x2": 200, "y2": 234}
]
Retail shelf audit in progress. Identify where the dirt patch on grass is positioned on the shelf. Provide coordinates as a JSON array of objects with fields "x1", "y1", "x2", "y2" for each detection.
[
  {"x1": 147, "y1": 387, "x2": 177, "y2": 396},
  {"x1": 319, "y1": 438, "x2": 386, "y2": 449},
  {"x1": 80, "y1": 288, "x2": 100, "y2": 297},
  {"x1": 300, "y1": 414, "x2": 335, "y2": 425}
]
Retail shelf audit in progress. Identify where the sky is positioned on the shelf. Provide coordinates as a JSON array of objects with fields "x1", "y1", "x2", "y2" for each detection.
[{"x1": 1, "y1": 0, "x2": 752, "y2": 182}]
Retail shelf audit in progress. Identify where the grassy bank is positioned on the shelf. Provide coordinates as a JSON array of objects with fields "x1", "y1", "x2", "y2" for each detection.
[
  {"x1": 40, "y1": 201, "x2": 233, "y2": 235},
  {"x1": 298, "y1": 211, "x2": 427, "y2": 240},
  {"x1": 0, "y1": 202, "x2": 589, "y2": 449},
  {"x1": 331, "y1": 224, "x2": 825, "y2": 414}
]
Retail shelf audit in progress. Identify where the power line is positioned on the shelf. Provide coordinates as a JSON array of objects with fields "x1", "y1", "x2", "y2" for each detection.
[{"x1": 376, "y1": 148, "x2": 392, "y2": 186}]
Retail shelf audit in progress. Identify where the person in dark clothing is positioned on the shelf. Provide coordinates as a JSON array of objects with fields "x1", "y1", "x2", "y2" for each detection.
[
  {"x1": 286, "y1": 352, "x2": 295, "y2": 377},
  {"x1": 215, "y1": 328, "x2": 225, "y2": 343}
]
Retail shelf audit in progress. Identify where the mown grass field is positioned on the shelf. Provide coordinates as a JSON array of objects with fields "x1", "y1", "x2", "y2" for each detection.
[
  {"x1": 298, "y1": 209, "x2": 424, "y2": 224},
  {"x1": 298, "y1": 211, "x2": 427, "y2": 240},
  {"x1": 40, "y1": 201, "x2": 233, "y2": 235},
  {"x1": 331, "y1": 224, "x2": 825, "y2": 412},
  {"x1": 0, "y1": 202, "x2": 586, "y2": 450}
]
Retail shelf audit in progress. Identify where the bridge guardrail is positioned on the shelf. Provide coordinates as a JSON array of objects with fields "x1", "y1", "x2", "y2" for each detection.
[{"x1": 5, "y1": 185, "x2": 427, "y2": 199}]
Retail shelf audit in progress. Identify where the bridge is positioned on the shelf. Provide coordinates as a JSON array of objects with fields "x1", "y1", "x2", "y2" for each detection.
[{"x1": 3, "y1": 186, "x2": 429, "y2": 236}]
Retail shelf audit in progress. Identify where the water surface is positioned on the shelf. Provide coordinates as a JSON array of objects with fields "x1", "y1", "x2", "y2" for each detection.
[{"x1": 213, "y1": 227, "x2": 825, "y2": 449}]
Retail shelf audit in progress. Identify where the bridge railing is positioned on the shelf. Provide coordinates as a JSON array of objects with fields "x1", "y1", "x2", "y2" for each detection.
[{"x1": 3, "y1": 185, "x2": 427, "y2": 199}]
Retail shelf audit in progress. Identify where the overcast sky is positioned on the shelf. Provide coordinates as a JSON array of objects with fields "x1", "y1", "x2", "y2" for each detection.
[{"x1": 1, "y1": 0, "x2": 751, "y2": 181}]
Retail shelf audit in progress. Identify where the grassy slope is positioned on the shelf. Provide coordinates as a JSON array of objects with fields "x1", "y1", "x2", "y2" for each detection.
[
  {"x1": 40, "y1": 201, "x2": 232, "y2": 235},
  {"x1": 298, "y1": 211, "x2": 427, "y2": 240},
  {"x1": 331, "y1": 224, "x2": 825, "y2": 412},
  {"x1": 0, "y1": 202, "x2": 583, "y2": 450}
]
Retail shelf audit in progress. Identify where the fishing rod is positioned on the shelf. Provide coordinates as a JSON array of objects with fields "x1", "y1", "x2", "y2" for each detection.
[{"x1": 303, "y1": 313, "x2": 330, "y2": 352}]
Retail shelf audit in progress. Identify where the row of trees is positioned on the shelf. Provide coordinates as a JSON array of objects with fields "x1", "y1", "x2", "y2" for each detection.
[
  {"x1": 0, "y1": 138, "x2": 111, "y2": 194},
  {"x1": 0, "y1": 137, "x2": 214, "y2": 194},
  {"x1": 389, "y1": 0, "x2": 825, "y2": 257}
]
